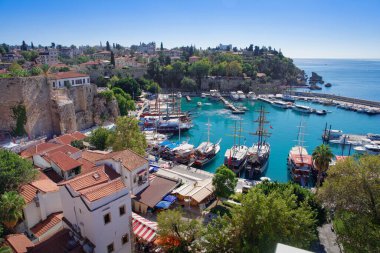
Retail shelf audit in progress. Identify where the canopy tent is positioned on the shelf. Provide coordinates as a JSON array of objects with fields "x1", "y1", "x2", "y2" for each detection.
[
  {"x1": 149, "y1": 165, "x2": 159, "y2": 173},
  {"x1": 155, "y1": 200, "x2": 172, "y2": 209},
  {"x1": 163, "y1": 195, "x2": 177, "y2": 204},
  {"x1": 132, "y1": 212, "x2": 157, "y2": 243}
]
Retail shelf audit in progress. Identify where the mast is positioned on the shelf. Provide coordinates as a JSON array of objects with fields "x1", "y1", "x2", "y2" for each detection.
[
  {"x1": 296, "y1": 118, "x2": 307, "y2": 156},
  {"x1": 207, "y1": 118, "x2": 210, "y2": 144},
  {"x1": 250, "y1": 105, "x2": 270, "y2": 151}
]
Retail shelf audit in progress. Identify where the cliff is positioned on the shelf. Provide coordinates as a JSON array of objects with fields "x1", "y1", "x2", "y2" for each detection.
[{"x1": 0, "y1": 76, "x2": 119, "y2": 139}]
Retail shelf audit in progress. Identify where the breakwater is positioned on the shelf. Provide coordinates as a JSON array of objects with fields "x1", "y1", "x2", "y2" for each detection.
[{"x1": 292, "y1": 92, "x2": 380, "y2": 108}]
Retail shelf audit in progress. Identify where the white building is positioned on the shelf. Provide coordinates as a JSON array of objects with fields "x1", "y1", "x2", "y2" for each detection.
[
  {"x1": 59, "y1": 166, "x2": 132, "y2": 253},
  {"x1": 82, "y1": 150, "x2": 149, "y2": 195},
  {"x1": 219, "y1": 43, "x2": 232, "y2": 51},
  {"x1": 49, "y1": 71, "x2": 91, "y2": 89},
  {"x1": 18, "y1": 171, "x2": 63, "y2": 242},
  {"x1": 38, "y1": 48, "x2": 59, "y2": 65}
]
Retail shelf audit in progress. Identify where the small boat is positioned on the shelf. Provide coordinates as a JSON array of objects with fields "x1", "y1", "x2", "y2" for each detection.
[
  {"x1": 197, "y1": 102, "x2": 202, "y2": 107},
  {"x1": 230, "y1": 91, "x2": 239, "y2": 101},
  {"x1": 282, "y1": 94, "x2": 295, "y2": 102},
  {"x1": 236, "y1": 105, "x2": 248, "y2": 111},
  {"x1": 315, "y1": 109, "x2": 327, "y2": 115},
  {"x1": 364, "y1": 144, "x2": 380, "y2": 155},
  {"x1": 367, "y1": 133, "x2": 380, "y2": 141},
  {"x1": 322, "y1": 129, "x2": 343, "y2": 141},
  {"x1": 209, "y1": 89, "x2": 221, "y2": 101},
  {"x1": 292, "y1": 104, "x2": 313, "y2": 113},
  {"x1": 232, "y1": 110, "x2": 245, "y2": 114},
  {"x1": 353, "y1": 146, "x2": 366, "y2": 154},
  {"x1": 246, "y1": 106, "x2": 271, "y2": 178},
  {"x1": 237, "y1": 90, "x2": 246, "y2": 100},
  {"x1": 247, "y1": 91, "x2": 257, "y2": 100},
  {"x1": 176, "y1": 92, "x2": 182, "y2": 98},
  {"x1": 325, "y1": 83, "x2": 332, "y2": 87},
  {"x1": 201, "y1": 93, "x2": 206, "y2": 98}
]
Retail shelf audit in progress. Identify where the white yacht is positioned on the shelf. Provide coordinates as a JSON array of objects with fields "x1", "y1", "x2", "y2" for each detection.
[
  {"x1": 247, "y1": 91, "x2": 257, "y2": 100},
  {"x1": 224, "y1": 145, "x2": 248, "y2": 174},
  {"x1": 237, "y1": 90, "x2": 246, "y2": 100},
  {"x1": 272, "y1": 100, "x2": 292, "y2": 109},
  {"x1": 209, "y1": 90, "x2": 221, "y2": 101},
  {"x1": 292, "y1": 104, "x2": 313, "y2": 113},
  {"x1": 176, "y1": 92, "x2": 182, "y2": 98},
  {"x1": 201, "y1": 92, "x2": 206, "y2": 98},
  {"x1": 230, "y1": 91, "x2": 239, "y2": 101}
]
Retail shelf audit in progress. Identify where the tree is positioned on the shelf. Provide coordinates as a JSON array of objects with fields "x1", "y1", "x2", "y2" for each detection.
[
  {"x1": 106, "y1": 41, "x2": 111, "y2": 51},
  {"x1": 29, "y1": 67, "x2": 42, "y2": 76},
  {"x1": 160, "y1": 42, "x2": 164, "y2": 51},
  {"x1": 111, "y1": 87, "x2": 135, "y2": 115},
  {"x1": 30, "y1": 42, "x2": 34, "y2": 49},
  {"x1": 41, "y1": 64, "x2": 50, "y2": 75},
  {"x1": 226, "y1": 61, "x2": 242, "y2": 77},
  {"x1": 71, "y1": 140, "x2": 85, "y2": 149},
  {"x1": 0, "y1": 191, "x2": 25, "y2": 229},
  {"x1": 110, "y1": 51, "x2": 115, "y2": 66},
  {"x1": 89, "y1": 127, "x2": 111, "y2": 150},
  {"x1": 157, "y1": 209, "x2": 201, "y2": 253},
  {"x1": 212, "y1": 165, "x2": 237, "y2": 204},
  {"x1": 107, "y1": 116, "x2": 147, "y2": 155},
  {"x1": 0, "y1": 246, "x2": 12, "y2": 253},
  {"x1": 20, "y1": 40, "x2": 27, "y2": 51},
  {"x1": 147, "y1": 58, "x2": 162, "y2": 83},
  {"x1": 318, "y1": 155, "x2": 380, "y2": 253},
  {"x1": 189, "y1": 58, "x2": 210, "y2": 86},
  {"x1": 180, "y1": 77, "x2": 197, "y2": 91},
  {"x1": 51, "y1": 42, "x2": 55, "y2": 48},
  {"x1": 114, "y1": 77, "x2": 141, "y2": 99},
  {"x1": 312, "y1": 144, "x2": 334, "y2": 190},
  {"x1": 0, "y1": 150, "x2": 37, "y2": 194}
]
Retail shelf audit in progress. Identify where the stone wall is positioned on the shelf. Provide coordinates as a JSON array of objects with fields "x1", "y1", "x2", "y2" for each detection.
[{"x1": 0, "y1": 77, "x2": 119, "y2": 139}]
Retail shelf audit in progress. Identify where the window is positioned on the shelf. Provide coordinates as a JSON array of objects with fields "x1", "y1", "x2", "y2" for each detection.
[
  {"x1": 87, "y1": 78, "x2": 90, "y2": 83},
  {"x1": 72, "y1": 80, "x2": 74, "y2": 85},
  {"x1": 121, "y1": 233, "x2": 129, "y2": 245},
  {"x1": 104, "y1": 213, "x2": 111, "y2": 224},
  {"x1": 119, "y1": 205, "x2": 125, "y2": 216},
  {"x1": 107, "y1": 243, "x2": 114, "y2": 253}
]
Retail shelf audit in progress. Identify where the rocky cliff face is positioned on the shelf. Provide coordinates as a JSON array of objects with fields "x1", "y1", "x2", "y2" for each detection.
[{"x1": 0, "y1": 77, "x2": 119, "y2": 139}]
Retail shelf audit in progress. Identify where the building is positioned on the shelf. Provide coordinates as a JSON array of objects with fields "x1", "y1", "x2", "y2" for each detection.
[
  {"x1": 218, "y1": 43, "x2": 232, "y2": 51},
  {"x1": 59, "y1": 47, "x2": 74, "y2": 59},
  {"x1": 189, "y1": 55, "x2": 201, "y2": 63},
  {"x1": 38, "y1": 48, "x2": 58, "y2": 65},
  {"x1": 1, "y1": 52, "x2": 23, "y2": 62},
  {"x1": 49, "y1": 131, "x2": 87, "y2": 145},
  {"x1": 93, "y1": 51, "x2": 111, "y2": 60},
  {"x1": 82, "y1": 150, "x2": 149, "y2": 195},
  {"x1": 17, "y1": 171, "x2": 63, "y2": 242},
  {"x1": 59, "y1": 166, "x2": 132, "y2": 253},
  {"x1": 131, "y1": 42, "x2": 156, "y2": 55},
  {"x1": 49, "y1": 71, "x2": 91, "y2": 89}
]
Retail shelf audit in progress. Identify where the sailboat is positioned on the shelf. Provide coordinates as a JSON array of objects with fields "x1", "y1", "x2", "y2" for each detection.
[
  {"x1": 246, "y1": 106, "x2": 271, "y2": 178},
  {"x1": 224, "y1": 120, "x2": 248, "y2": 175},
  {"x1": 193, "y1": 119, "x2": 222, "y2": 167},
  {"x1": 287, "y1": 120, "x2": 313, "y2": 186}
]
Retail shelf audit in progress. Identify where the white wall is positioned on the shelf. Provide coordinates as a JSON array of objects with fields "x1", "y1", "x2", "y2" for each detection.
[
  {"x1": 33, "y1": 155, "x2": 52, "y2": 169},
  {"x1": 52, "y1": 77, "x2": 91, "y2": 89}
]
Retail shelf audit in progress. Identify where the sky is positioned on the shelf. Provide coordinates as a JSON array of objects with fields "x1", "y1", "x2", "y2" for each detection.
[{"x1": 1, "y1": 0, "x2": 380, "y2": 58}]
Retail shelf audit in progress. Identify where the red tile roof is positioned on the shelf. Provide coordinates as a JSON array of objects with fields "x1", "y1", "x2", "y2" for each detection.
[
  {"x1": 77, "y1": 158, "x2": 96, "y2": 174},
  {"x1": 21, "y1": 143, "x2": 62, "y2": 158},
  {"x1": 82, "y1": 179, "x2": 126, "y2": 202},
  {"x1": 65, "y1": 167, "x2": 110, "y2": 191},
  {"x1": 82, "y1": 149, "x2": 148, "y2": 171},
  {"x1": 50, "y1": 71, "x2": 89, "y2": 80},
  {"x1": 30, "y1": 212, "x2": 63, "y2": 238},
  {"x1": 19, "y1": 171, "x2": 59, "y2": 203},
  {"x1": 5, "y1": 234, "x2": 34, "y2": 253},
  {"x1": 44, "y1": 144, "x2": 80, "y2": 157},
  {"x1": 49, "y1": 151, "x2": 82, "y2": 172},
  {"x1": 51, "y1": 132, "x2": 87, "y2": 145},
  {"x1": 71, "y1": 131, "x2": 87, "y2": 140}
]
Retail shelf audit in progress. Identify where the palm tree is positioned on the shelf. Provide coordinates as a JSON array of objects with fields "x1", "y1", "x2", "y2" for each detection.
[
  {"x1": 0, "y1": 246, "x2": 12, "y2": 253},
  {"x1": 312, "y1": 144, "x2": 334, "y2": 190},
  {"x1": 0, "y1": 191, "x2": 25, "y2": 229}
]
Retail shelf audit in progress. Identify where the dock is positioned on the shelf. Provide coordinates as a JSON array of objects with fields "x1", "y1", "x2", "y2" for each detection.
[{"x1": 219, "y1": 95, "x2": 244, "y2": 113}]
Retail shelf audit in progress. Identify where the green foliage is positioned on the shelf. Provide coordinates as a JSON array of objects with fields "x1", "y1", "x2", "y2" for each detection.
[
  {"x1": 110, "y1": 51, "x2": 115, "y2": 66},
  {"x1": 0, "y1": 246, "x2": 13, "y2": 253},
  {"x1": 147, "y1": 58, "x2": 162, "y2": 83},
  {"x1": 9, "y1": 62, "x2": 22, "y2": 72},
  {"x1": 99, "y1": 90, "x2": 115, "y2": 102},
  {"x1": 318, "y1": 155, "x2": 380, "y2": 253},
  {"x1": 11, "y1": 103, "x2": 27, "y2": 137},
  {"x1": 41, "y1": 64, "x2": 50, "y2": 75},
  {"x1": 58, "y1": 66, "x2": 70, "y2": 72},
  {"x1": 226, "y1": 60, "x2": 242, "y2": 77},
  {"x1": 107, "y1": 116, "x2": 147, "y2": 155},
  {"x1": 189, "y1": 58, "x2": 211, "y2": 85},
  {"x1": 212, "y1": 165, "x2": 238, "y2": 202},
  {"x1": 180, "y1": 77, "x2": 197, "y2": 91},
  {"x1": 71, "y1": 140, "x2": 85, "y2": 150},
  {"x1": 96, "y1": 76, "x2": 108, "y2": 87},
  {"x1": 112, "y1": 87, "x2": 135, "y2": 115},
  {"x1": 113, "y1": 77, "x2": 141, "y2": 99},
  {"x1": 157, "y1": 208, "x2": 201, "y2": 253},
  {"x1": 20, "y1": 50, "x2": 39, "y2": 61},
  {"x1": 0, "y1": 150, "x2": 37, "y2": 194},
  {"x1": 89, "y1": 127, "x2": 111, "y2": 150},
  {"x1": 0, "y1": 191, "x2": 26, "y2": 229},
  {"x1": 29, "y1": 67, "x2": 42, "y2": 76},
  {"x1": 312, "y1": 144, "x2": 334, "y2": 188}
]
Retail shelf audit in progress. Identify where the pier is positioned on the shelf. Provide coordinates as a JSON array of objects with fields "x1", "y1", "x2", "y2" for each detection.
[{"x1": 219, "y1": 95, "x2": 244, "y2": 113}]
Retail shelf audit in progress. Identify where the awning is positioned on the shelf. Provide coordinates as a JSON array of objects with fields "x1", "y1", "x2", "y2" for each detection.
[
  {"x1": 155, "y1": 201, "x2": 172, "y2": 209},
  {"x1": 132, "y1": 212, "x2": 157, "y2": 243},
  {"x1": 149, "y1": 165, "x2": 159, "y2": 173},
  {"x1": 163, "y1": 195, "x2": 177, "y2": 204}
]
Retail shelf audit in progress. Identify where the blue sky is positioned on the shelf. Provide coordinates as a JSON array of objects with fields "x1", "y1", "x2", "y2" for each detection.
[{"x1": 1, "y1": 0, "x2": 379, "y2": 58}]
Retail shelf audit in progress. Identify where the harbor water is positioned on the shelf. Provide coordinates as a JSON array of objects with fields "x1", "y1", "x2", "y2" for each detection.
[{"x1": 170, "y1": 98, "x2": 380, "y2": 183}]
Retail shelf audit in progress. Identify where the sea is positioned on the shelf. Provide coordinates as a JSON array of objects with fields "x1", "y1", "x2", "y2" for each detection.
[{"x1": 171, "y1": 59, "x2": 380, "y2": 183}]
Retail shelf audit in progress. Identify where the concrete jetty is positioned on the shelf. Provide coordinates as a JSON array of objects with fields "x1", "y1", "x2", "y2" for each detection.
[{"x1": 219, "y1": 95, "x2": 244, "y2": 113}]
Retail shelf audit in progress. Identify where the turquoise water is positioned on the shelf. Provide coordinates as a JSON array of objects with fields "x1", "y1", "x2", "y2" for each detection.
[
  {"x1": 294, "y1": 59, "x2": 380, "y2": 102},
  {"x1": 170, "y1": 98, "x2": 380, "y2": 182}
]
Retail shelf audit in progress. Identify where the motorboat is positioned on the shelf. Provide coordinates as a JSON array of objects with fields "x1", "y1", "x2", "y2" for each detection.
[
  {"x1": 209, "y1": 90, "x2": 221, "y2": 101},
  {"x1": 272, "y1": 100, "x2": 292, "y2": 109},
  {"x1": 282, "y1": 94, "x2": 295, "y2": 102},
  {"x1": 315, "y1": 109, "x2": 327, "y2": 115},
  {"x1": 230, "y1": 91, "x2": 239, "y2": 101},
  {"x1": 364, "y1": 144, "x2": 380, "y2": 155},
  {"x1": 224, "y1": 145, "x2": 248, "y2": 174},
  {"x1": 247, "y1": 91, "x2": 257, "y2": 100},
  {"x1": 237, "y1": 90, "x2": 246, "y2": 100},
  {"x1": 176, "y1": 92, "x2": 182, "y2": 98},
  {"x1": 197, "y1": 102, "x2": 202, "y2": 107},
  {"x1": 367, "y1": 133, "x2": 380, "y2": 141},
  {"x1": 292, "y1": 104, "x2": 313, "y2": 113},
  {"x1": 201, "y1": 93, "x2": 206, "y2": 98}
]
